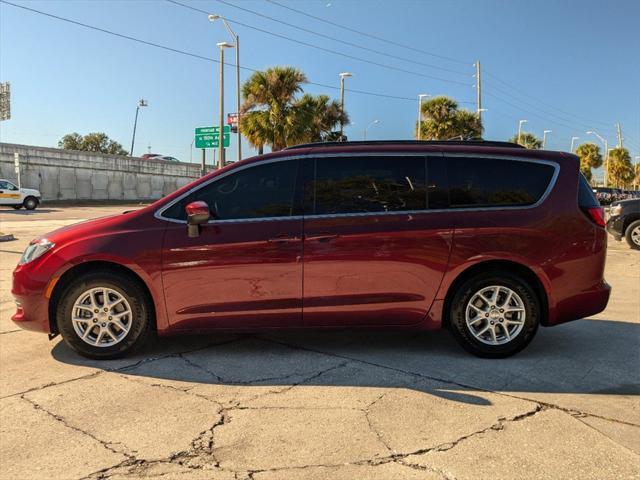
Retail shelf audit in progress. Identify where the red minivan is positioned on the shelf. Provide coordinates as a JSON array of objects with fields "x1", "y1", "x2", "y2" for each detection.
[{"x1": 11, "y1": 141, "x2": 610, "y2": 359}]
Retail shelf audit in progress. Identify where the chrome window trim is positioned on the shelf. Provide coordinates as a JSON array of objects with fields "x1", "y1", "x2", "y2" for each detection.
[{"x1": 154, "y1": 152, "x2": 560, "y2": 225}]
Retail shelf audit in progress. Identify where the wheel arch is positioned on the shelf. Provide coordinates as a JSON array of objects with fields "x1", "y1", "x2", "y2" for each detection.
[
  {"x1": 623, "y1": 214, "x2": 640, "y2": 233},
  {"x1": 48, "y1": 260, "x2": 156, "y2": 334},
  {"x1": 441, "y1": 260, "x2": 549, "y2": 329}
]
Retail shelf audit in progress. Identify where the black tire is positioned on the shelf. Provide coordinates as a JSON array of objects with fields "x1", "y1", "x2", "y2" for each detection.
[
  {"x1": 448, "y1": 271, "x2": 540, "y2": 358},
  {"x1": 23, "y1": 196, "x2": 38, "y2": 210},
  {"x1": 56, "y1": 271, "x2": 153, "y2": 359},
  {"x1": 12, "y1": 205, "x2": 22, "y2": 210},
  {"x1": 625, "y1": 220, "x2": 640, "y2": 250}
]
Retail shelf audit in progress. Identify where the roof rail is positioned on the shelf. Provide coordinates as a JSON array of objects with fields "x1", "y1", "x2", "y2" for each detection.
[{"x1": 284, "y1": 140, "x2": 525, "y2": 150}]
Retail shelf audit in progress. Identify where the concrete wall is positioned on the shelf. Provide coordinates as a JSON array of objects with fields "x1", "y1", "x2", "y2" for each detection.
[{"x1": 0, "y1": 143, "x2": 206, "y2": 202}]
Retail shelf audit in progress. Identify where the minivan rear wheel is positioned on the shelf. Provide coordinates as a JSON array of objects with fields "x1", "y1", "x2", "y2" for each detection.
[
  {"x1": 448, "y1": 271, "x2": 540, "y2": 358},
  {"x1": 56, "y1": 271, "x2": 153, "y2": 359}
]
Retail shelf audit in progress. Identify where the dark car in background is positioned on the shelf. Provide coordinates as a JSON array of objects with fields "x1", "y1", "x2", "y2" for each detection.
[{"x1": 606, "y1": 198, "x2": 640, "y2": 250}]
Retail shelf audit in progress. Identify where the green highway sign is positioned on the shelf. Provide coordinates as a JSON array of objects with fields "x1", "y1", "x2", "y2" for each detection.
[{"x1": 195, "y1": 125, "x2": 230, "y2": 149}]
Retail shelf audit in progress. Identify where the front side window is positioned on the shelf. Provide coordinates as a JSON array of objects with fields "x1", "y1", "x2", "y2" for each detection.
[
  {"x1": 163, "y1": 160, "x2": 298, "y2": 221},
  {"x1": 311, "y1": 156, "x2": 426, "y2": 215},
  {"x1": 445, "y1": 157, "x2": 555, "y2": 208}
]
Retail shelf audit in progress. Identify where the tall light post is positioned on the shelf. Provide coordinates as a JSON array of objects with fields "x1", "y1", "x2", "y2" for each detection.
[
  {"x1": 416, "y1": 93, "x2": 430, "y2": 140},
  {"x1": 363, "y1": 120, "x2": 380, "y2": 140},
  {"x1": 217, "y1": 42, "x2": 234, "y2": 169},
  {"x1": 570, "y1": 136, "x2": 579, "y2": 153},
  {"x1": 587, "y1": 130, "x2": 609, "y2": 187},
  {"x1": 517, "y1": 119, "x2": 528, "y2": 145},
  {"x1": 542, "y1": 130, "x2": 552, "y2": 149},
  {"x1": 209, "y1": 14, "x2": 241, "y2": 162},
  {"x1": 130, "y1": 99, "x2": 147, "y2": 157},
  {"x1": 339, "y1": 72, "x2": 352, "y2": 141}
]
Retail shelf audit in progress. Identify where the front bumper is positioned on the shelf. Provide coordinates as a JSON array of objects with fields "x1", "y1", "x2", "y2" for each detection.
[
  {"x1": 606, "y1": 216, "x2": 624, "y2": 241},
  {"x1": 11, "y1": 264, "x2": 54, "y2": 334}
]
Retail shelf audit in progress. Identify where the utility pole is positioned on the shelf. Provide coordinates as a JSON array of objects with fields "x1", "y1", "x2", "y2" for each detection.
[
  {"x1": 130, "y1": 99, "x2": 147, "y2": 157},
  {"x1": 542, "y1": 130, "x2": 552, "y2": 149},
  {"x1": 475, "y1": 61, "x2": 482, "y2": 126},
  {"x1": 417, "y1": 94, "x2": 429, "y2": 140},
  {"x1": 339, "y1": 72, "x2": 352, "y2": 141},
  {"x1": 616, "y1": 122, "x2": 624, "y2": 148},
  {"x1": 517, "y1": 120, "x2": 527, "y2": 145},
  {"x1": 217, "y1": 42, "x2": 234, "y2": 169}
]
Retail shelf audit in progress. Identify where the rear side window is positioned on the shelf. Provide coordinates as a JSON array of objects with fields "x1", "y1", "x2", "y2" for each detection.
[
  {"x1": 312, "y1": 156, "x2": 426, "y2": 215},
  {"x1": 445, "y1": 157, "x2": 555, "y2": 208},
  {"x1": 578, "y1": 174, "x2": 599, "y2": 207},
  {"x1": 163, "y1": 160, "x2": 298, "y2": 221}
]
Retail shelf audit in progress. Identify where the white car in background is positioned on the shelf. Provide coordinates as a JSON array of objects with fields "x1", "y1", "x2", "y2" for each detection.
[{"x1": 0, "y1": 179, "x2": 42, "y2": 210}]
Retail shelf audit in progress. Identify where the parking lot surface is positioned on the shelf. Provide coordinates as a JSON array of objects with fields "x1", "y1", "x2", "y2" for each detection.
[{"x1": 1, "y1": 206, "x2": 639, "y2": 480}]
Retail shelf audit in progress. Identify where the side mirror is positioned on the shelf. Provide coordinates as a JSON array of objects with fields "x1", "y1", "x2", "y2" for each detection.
[{"x1": 185, "y1": 201, "x2": 210, "y2": 238}]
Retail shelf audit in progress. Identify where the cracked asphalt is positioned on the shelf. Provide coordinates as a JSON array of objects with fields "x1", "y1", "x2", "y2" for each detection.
[{"x1": 1, "y1": 206, "x2": 639, "y2": 480}]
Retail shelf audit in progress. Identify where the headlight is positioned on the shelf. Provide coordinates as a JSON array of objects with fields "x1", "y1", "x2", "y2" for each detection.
[
  {"x1": 609, "y1": 204, "x2": 622, "y2": 217},
  {"x1": 19, "y1": 238, "x2": 55, "y2": 265}
]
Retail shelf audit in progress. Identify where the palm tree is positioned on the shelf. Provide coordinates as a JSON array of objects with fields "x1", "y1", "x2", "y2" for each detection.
[
  {"x1": 240, "y1": 66, "x2": 307, "y2": 152},
  {"x1": 294, "y1": 93, "x2": 348, "y2": 143},
  {"x1": 575, "y1": 143, "x2": 603, "y2": 183},
  {"x1": 416, "y1": 96, "x2": 483, "y2": 140},
  {"x1": 608, "y1": 147, "x2": 634, "y2": 188},
  {"x1": 508, "y1": 132, "x2": 543, "y2": 149}
]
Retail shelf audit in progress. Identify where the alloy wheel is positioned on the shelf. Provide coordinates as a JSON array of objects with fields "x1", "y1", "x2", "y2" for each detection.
[
  {"x1": 465, "y1": 285, "x2": 526, "y2": 345},
  {"x1": 71, "y1": 287, "x2": 133, "y2": 347},
  {"x1": 632, "y1": 225, "x2": 640, "y2": 246}
]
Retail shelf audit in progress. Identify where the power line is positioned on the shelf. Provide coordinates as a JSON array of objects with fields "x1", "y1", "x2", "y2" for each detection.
[
  {"x1": 264, "y1": 0, "x2": 635, "y2": 144},
  {"x1": 484, "y1": 69, "x2": 617, "y2": 131},
  {"x1": 166, "y1": 0, "x2": 472, "y2": 87},
  {"x1": 212, "y1": 0, "x2": 470, "y2": 77},
  {"x1": 264, "y1": 0, "x2": 471, "y2": 66},
  {"x1": 0, "y1": 0, "x2": 457, "y2": 105}
]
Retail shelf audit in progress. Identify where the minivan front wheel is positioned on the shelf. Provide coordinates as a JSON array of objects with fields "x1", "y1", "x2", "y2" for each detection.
[
  {"x1": 625, "y1": 220, "x2": 640, "y2": 250},
  {"x1": 56, "y1": 271, "x2": 153, "y2": 359},
  {"x1": 449, "y1": 271, "x2": 540, "y2": 358}
]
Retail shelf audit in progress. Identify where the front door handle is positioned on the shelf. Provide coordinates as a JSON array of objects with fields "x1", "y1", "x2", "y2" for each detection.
[
  {"x1": 268, "y1": 235, "x2": 301, "y2": 244},
  {"x1": 305, "y1": 233, "x2": 339, "y2": 243}
]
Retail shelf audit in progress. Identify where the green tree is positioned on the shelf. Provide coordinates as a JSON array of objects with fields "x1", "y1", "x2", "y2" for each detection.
[
  {"x1": 508, "y1": 132, "x2": 543, "y2": 149},
  {"x1": 416, "y1": 96, "x2": 483, "y2": 140},
  {"x1": 294, "y1": 93, "x2": 348, "y2": 143},
  {"x1": 241, "y1": 66, "x2": 344, "y2": 153},
  {"x1": 608, "y1": 147, "x2": 634, "y2": 188},
  {"x1": 575, "y1": 142, "x2": 603, "y2": 183},
  {"x1": 59, "y1": 132, "x2": 128, "y2": 155}
]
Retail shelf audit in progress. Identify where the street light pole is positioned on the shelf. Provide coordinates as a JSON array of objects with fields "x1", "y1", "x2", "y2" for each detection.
[
  {"x1": 129, "y1": 99, "x2": 147, "y2": 157},
  {"x1": 587, "y1": 131, "x2": 609, "y2": 187},
  {"x1": 417, "y1": 93, "x2": 429, "y2": 140},
  {"x1": 339, "y1": 72, "x2": 352, "y2": 141},
  {"x1": 217, "y1": 42, "x2": 234, "y2": 170},
  {"x1": 363, "y1": 120, "x2": 380, "y2": 140},
  {"x1": 209, "y1": 14, "x2": 241, "y2": 162},
  {"x1": 542, "y1": 130, "x2": 552, "y2": 149},
  {"x1": 570, "y1": 136, "x2": 579, "y2": 153},
  {"x1": 517, "y1": 119, "x2": 527, "y2": 145}
]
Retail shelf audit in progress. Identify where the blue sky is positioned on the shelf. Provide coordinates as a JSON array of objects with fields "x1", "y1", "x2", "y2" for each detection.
[{"x1": 1, "y1": 0, "x2": 639, "y2": 179}]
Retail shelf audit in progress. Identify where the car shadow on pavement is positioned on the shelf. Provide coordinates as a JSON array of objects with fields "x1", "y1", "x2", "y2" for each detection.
[
  {"x1": 0, "y1": 208, "x2": 60, "y2": 215},
  {"x1": 51, "y1": 318, "x2": 640, "y2": 405}
]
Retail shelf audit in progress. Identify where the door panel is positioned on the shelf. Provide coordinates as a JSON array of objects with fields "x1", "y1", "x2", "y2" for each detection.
[
  {"x1": 302, "y1": 154, "x2": 453, "y2": 327},
  {"x1": 160, "y1": 158, "x2": 303, "y2": 330},
  {"x1": 303, "y1": 213, "x2": 452, "y2": 326},
  {"x1": 162, "y1": 219, "x2": 302, "y2": 330}
]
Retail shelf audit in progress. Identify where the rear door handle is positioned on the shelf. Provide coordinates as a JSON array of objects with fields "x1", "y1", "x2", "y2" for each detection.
[
  {"x1": 305, "y1": 233, "x2": 339, "y2": 242},
  {"x1": 268, "y1": 235, "x2": 301, "y2": 244}
]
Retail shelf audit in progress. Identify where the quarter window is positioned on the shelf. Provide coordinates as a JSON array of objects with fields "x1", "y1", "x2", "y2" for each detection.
[
  {"x1": 311, "y1": 156, "x2": 426, "y2": 215},
  {"x1": 163, "y1": 160, "x2": 298, "y2": 221},
  {"x1": 445, "y1": 157, "x2": 554, "y2": 208}
]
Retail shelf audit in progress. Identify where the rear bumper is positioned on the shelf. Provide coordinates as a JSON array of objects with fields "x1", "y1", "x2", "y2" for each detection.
[{"x1": 549, "y1": 281, "x2": 611, "y2": 326}]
